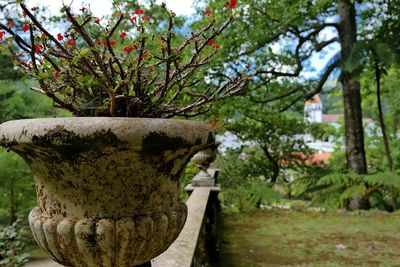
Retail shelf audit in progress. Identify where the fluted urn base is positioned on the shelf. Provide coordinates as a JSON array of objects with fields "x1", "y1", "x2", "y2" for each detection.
[
  {"x1": 0, "y1": 118, "x2": 214, "y2": 267},
  {"x1": 29, "y1": 204, "x2": 187, "y2": 267}
]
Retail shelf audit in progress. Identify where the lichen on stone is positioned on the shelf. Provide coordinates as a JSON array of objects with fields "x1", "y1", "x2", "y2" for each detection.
[{"x1": 0, "y1": 135, "x2": 19, "y2": 151}]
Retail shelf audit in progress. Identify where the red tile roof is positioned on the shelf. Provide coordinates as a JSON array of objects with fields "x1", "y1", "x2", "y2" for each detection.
[
  {"x1": 322, "y1": 114, "x2": 342, "y2": 123},
  {"x1": 304, "y1": 152, "x2": 332, "y2": 165},
  {"x1": 305, "y1": 94, "x2": 322, "y2": 107}
]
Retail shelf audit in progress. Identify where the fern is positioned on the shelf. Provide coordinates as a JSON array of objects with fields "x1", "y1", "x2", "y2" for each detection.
[
  {"x1": 317, "y1": 173, "x2": 362, "y2": 186},
  {"x1": 308, "y1": 172, "x2": 400, "y2": 210},
  {"x1": 310, "y1": 173, "x2": 365, "y2": 208},
  {"x1": 372, "y1": 42, "x2": 399, "y2": 66},
  {"x1": 364, "y1": 172, "x2": 400, "y2": 190},
  {"x1": 343, "y1": 41, "x2": 368, "y2": 72},
  {"x1": 340, "y1": 184, "x2": 366, "y2": 202}
]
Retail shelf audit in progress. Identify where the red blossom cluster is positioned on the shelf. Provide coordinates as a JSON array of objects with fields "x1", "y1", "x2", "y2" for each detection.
[
  {"x1": 123, "y1": 45, "x2": 135, "y2": 52},
  {"x1": 35, "y1": 43, "x2": 43, "y2": 53},
  {"x1": 66, "y1": 38, "x2": 76, "y2": 48},
  {"x1": 7, "y1": 20, "x2": 15, "y2": 27},
  {"x1": 22, "y1": 24, "x2": 29, "y2": 32},
  {"x1": 230, "y1": 0, "x2": 237, "y2": 9},
  {"x1": 57, "y1": 33, "x2": 64, "y2": 41},
  {"x1": 102, "y1": 40, "x2": 116, "y2": 47}
]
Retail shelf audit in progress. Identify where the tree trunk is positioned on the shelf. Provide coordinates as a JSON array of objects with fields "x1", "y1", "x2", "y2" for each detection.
[
  {"x1": 260, "y1": 144, "x2": 280, "y2": 183},
  {"x1": 338, "y1": 0, "x2": 367, "y2": 175},
  {"x1": 338, "y1": 1, "x2": 369, "y2": 210},
  {"x1": 374, "y1": 57, "x2": 393, "y2": 171}
]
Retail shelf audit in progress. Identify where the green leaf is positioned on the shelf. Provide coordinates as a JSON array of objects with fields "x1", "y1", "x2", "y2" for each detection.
[{"x1": 80, "y1": 48, "x2": 91, "y2": 57}]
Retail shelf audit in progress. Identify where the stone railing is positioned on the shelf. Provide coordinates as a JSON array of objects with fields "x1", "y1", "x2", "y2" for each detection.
[{"x1": 153, "y1": 145, "x2": 221, "y2": 267}]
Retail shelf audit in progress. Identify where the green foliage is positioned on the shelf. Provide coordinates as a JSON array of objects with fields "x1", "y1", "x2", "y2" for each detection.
[
  {"x1": 0, "y1": 219, "x2": 30, "y2": 267},
  {"x1": 217, "y1": 149, "x2": 282, "y2": 212},
  {"x1": 364, "y1": 172, "x2": 400, "y2": 194},
  {"x1": 0, "y1": 148, "x2": 35, "y2": 224},
  {"x1": 310, "y1": 173, "x2": 365, "y2": 208},
  {"x1": 180, "y1": 161, "x2": 199, "y2": 201},
  {"x1": 361, "y1": 66, "x2": 400, "y2": 171},
  {"x1": 0, "y1": 80, "x2": 69, "y2": 124},
  {"x1": 304, "y1": 171, "x2": 400, "y2": 210},
  {"x1": 219, "y1": 182, "x2": 281, "y2": 212},
  {"x1": 0, "y1": 53, "x2": 23, "y2": 80}
]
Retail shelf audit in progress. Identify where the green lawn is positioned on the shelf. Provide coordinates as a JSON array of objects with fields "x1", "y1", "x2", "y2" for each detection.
[{"x1": 221, "y1": 209, "x2": 400, "y2": 267}]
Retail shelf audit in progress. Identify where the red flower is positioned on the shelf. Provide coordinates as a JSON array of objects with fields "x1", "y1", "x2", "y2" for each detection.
[
  {"x1": 129, "y1": 16, "x2": 137, "y2": 23},
  {"x1": 213, "y1": 45, "x2": 220, "y2": 49},
  {"x1": 35, "y1": 44, "x2": 44, "y2": 53},
  {"x1": 134, "y1": 9, "x2": 144, "y2": 15},
  {"x1": 22, "y1": 24, "x2": 29, "y2": 33},
  {"x1": 229, "y1": 0, "x2": 237, "y2": 9},
  {"x1": 207, "y1": 39, "x2": 215, "y2": 45},
  {"x1": 7, "y1": 20, "x2": 15, "y2": 27},
  {"x1": 119, "y1": 32, "x2": 127, "y2": 38},
  {"x1": 0, "y1": 31, "x2": 5, "y2": 42},
  {"x1": 102, "y1": 40, "x2": 116, "y2": 47},
  {"x1": 142, "y1": 15, "x2": 150, "y2": 21},
  {"x1": 185, "y1": 40, "x2": 190, "y2": 45},
  {"x1": 66, "y1": 38, "x2": 76, "y2": 48},
  {"x1": 94, "y1": 18, "x2": 101, "y2": 24},
  {"x1": 204, "y1": 8, "x2": 211, "y2": 16},
  {"x1": 141, "y1": 53, "x2": 148, "y2": 59},
  {"x1": 54, "y1": 71, "x2": 61, "y2": 78},
  {"x1": 123, "y1": 45, "x2": 135, "y2": 52},
  {"x1": 57, "y1": 33, "x2": 64, "y2": 41}
]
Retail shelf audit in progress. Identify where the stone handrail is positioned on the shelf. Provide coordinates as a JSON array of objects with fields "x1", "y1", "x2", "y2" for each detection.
[
  {"x1": 152, "y1": 187, "x2": 212, "y2": 266},
  {"x1": 152, "y1": 165, "x2": 221, "y2": 267}
]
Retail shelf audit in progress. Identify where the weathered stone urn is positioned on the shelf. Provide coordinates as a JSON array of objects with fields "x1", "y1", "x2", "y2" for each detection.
[{"x1": 0, "y1": 117, "x2": 214, "y2": 267}]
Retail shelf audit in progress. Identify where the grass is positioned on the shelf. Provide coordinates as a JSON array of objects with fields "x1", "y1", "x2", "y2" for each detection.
[{"x1": 220, "y1": 209, "x2": 400, "y2": 267}]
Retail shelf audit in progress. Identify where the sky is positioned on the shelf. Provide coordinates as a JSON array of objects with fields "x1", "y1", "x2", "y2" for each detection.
[{"x1": 26, "y1": 0, "x2": 195, "y2": 17}]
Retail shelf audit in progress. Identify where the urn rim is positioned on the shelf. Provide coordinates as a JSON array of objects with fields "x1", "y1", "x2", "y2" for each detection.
[{"x1": 0, "y1": 117, "x2": 214, "y2": 148}]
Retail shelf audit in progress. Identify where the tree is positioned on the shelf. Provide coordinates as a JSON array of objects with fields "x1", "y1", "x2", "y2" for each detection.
[
  {"x1": 225, "y1": 113, "x2": 313, "y2": 183},
  {"x1": 362, "y1": 66, "x2": 400, "y2": 172},
  {"x1": 0, "y1": 148, "x2": 35, "y2": 225},
  {"x1": 216, "y1": 95, "x2": 316, "y2": 183},
  {"x1": 200, "y1": 0, "x2": 396, "y2": 176}
]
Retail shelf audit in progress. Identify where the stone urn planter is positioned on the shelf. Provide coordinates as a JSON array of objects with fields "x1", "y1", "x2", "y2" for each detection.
[{"x1": 0, "y1": 117, "x2": 214, "y2": 267}]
